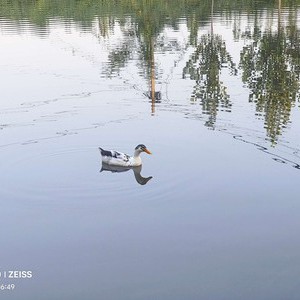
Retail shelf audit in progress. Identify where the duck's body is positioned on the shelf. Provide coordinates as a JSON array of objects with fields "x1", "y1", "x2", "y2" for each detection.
[{"x1": 99, "y1": 144, "x2": 151, "y2": 167}]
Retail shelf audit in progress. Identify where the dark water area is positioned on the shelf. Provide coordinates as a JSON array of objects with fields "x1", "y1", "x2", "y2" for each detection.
[{"x1": 1, "y1": 1, "x2": 300, "y2": 299}]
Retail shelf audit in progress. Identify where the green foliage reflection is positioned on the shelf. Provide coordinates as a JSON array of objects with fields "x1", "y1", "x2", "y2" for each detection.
[
  {"x1": 183, "y1": 0, "x2": 237, "y2": 128},
  {"x1": 240, "y1": 6, "x2": 300, "y2": 143},
  {"x1": 1, "y1": 0, "x2": 300, "y2": 142},
  {"x1": 183, "y1": 34, "x2": 237, "y2": 128}
]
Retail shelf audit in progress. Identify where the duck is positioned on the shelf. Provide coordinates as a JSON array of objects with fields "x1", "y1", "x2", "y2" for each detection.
[{"x1": 99, "y1": 144, "x2": 152, "y2": 167}]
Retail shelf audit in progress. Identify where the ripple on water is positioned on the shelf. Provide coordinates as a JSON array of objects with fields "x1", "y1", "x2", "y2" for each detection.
[
  {"x1": 0, "y1": 145, "x2": 191, "y2": 204},
  {"x1": 1, "y1": 147, "x2": 101, "y2": 202}
]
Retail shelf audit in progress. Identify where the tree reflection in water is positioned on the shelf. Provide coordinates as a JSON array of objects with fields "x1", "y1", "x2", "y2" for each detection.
[
  {"x1": 1, "y1": 0, "x2": 300, "y2": 142},
  {"x1": 240, "y1": 0, "x2": 300, "y2": 144},
  {"x1": 183, "y1": 34, "x2": 237, "y2": 128},
  {"x1": 183, "y1": 0, "x2": 237, "y2": 129}
]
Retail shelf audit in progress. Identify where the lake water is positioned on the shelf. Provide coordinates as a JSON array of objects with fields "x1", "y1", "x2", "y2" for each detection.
[{"x1": 1, "y1": 1, "x2": 300, "y2": 299}]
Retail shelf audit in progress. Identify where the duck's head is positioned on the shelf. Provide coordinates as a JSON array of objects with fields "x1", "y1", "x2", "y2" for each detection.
[{"x1": 135, "y1": 144, "x2": 152, "y2": 154}]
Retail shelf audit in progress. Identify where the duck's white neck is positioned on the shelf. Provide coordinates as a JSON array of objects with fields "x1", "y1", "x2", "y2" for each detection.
[
  {"x1": 129, "y1": 150, "x2": 142, "y2": 166},
  {"x1": 133, "y1": 149, "x2": 142, "y2": 158}
]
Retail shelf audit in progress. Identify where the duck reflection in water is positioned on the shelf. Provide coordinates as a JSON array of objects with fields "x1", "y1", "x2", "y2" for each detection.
[{"x1": 100, "y1": 163, "x2": 153, "y2": 185}]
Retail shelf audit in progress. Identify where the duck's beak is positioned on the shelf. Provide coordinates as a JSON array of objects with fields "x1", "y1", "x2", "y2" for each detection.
[{"x1": 144, "y1": 148, "x2": 152, "y2": 154}]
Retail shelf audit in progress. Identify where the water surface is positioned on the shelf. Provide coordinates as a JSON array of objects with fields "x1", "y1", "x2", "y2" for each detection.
[{"x1": 1, "y1": 1, "x2": 300, "y2": 299}]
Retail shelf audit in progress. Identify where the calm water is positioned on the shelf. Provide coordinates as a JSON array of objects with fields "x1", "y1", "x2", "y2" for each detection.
[{"x1": 1, "y1": 1, "x2": 300, "y2": 299}]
